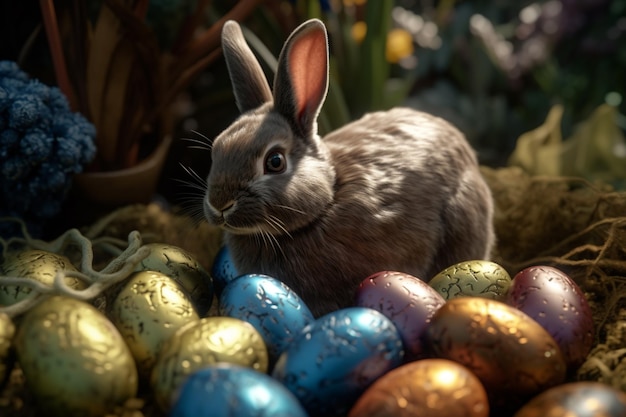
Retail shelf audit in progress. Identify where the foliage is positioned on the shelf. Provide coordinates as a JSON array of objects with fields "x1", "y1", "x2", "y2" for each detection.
[{"x1": 398, "y1": 0, "x2": 626, "y2": 165}]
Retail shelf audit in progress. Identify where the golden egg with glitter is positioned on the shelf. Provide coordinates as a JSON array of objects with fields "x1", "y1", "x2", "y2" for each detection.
[
  {"x1": 428, "y1": 260, "x2": 511, "y2": 301},
  {"x1": 151, "y1": 316, "x2": 269, "y2": 411},
  {"x1": 134, "y1": 243, "x2": 214, "y2": 315},
  {"x1": 0, "y1": 250, "x2": 86, "y2": 305},
  {"x1": 349, "y1": 359, "x2": 489, "y2": 417},
  {"x1": 14, "y1": 296, "x2": 138, "y2": 417},
  {"x1": 0, "y1": 313, "x2": 15, "y2": 388},
  {"x1": 425, "y1": 297, "x2": 566, "y2": 411},
  {"x1": 109, "y1": 270, "x2": 200, "y2": 377}
]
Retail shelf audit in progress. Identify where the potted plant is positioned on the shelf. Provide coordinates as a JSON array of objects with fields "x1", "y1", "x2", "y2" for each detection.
[{"x1": 37, "y1": 0, "x2": 263, "y2": 204}]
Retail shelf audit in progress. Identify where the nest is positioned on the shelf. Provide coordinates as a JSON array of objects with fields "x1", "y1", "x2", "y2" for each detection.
[
  {"x1": 481, "y1": 166, "x2": 626, "y2": 391},
  {"x1": 2, "y1": 166, "x2": 626, "y2": 416}
]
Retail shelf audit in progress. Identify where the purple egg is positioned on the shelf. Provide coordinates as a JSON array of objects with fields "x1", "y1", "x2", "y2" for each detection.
[
  {"x1": 356, "y1": 271, "x2": 446, "y2": 361},
  {"x1": 507, "y1": 265, "x2": 594, "y2": 368}
]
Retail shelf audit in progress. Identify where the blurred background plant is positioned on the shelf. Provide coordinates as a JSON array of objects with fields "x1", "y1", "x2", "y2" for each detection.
[{"x1": 170, "y1": 0, "x2": 625, "y2": 199}]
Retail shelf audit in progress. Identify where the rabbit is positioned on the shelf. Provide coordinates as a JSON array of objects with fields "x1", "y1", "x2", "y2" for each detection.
[{"x1": 203, "y1": 18, "x2": 495, "y2": 317}]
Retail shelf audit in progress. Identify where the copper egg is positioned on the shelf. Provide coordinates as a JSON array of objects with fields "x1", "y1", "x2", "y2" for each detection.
[
  {"x1": 425, "y1": 297, "x2": 566, "y2": 410},
  {"x1": 349, "y1": 358, "x2": 489, "y2": 417}
]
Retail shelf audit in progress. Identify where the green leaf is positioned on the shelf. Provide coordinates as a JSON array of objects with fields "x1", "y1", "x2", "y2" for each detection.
[{"x1": 508, "y1": 104, "x2": 564, "y2": 176}]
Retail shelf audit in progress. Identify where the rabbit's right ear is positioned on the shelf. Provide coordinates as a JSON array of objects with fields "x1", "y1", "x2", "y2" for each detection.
[
  {"x1": 221, "y1": 20, "x2": 273, "y2": 113},
  {"x1": 273, "y1": 19, "x2": 329, "y2": 138}
]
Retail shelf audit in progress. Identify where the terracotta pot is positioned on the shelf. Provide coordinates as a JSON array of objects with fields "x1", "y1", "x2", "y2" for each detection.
[{"x1": 73, "y1": 135, "x2": 173, "y2": 205}]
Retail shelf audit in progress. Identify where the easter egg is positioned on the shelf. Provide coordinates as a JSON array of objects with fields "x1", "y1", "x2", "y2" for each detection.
[
  {"x1": 0, "y1": 250, "x2": 85, "y2": 305},
  {"x1": 356, "y1": 271, "x2": 445, "y2": 361},
  {"x1": 14, "y1": 296, "x2": 138, "y2": 417},
  {"x1": 219, "y1": 274, "x2": 314, "y2": 364},
  {"x1": 349, "y1": 359, "x2": 489, "y2": 417},
  {"x1": 425, "y1": 297, "x2": 566, "y2": 410},
  {"x1": 513, "y1": 382, "x2": 626, "y2": 417},
  {"x1": 507, "y1": 265, "x2": 594, "y2": 368},
  {"x1": 134, "y1": 243, "x2": 214, "y2": 314},
  {"x1": 151, "y1": 316, "x2": 268, "y2": 411},
  {"x1": 429, "y1": 260, "x2": 511, "y2": 301},
  {"x1": 272, "y1": 307, "x2": 404, "y2": 417},
  {"x1": 108, "y1": 270, "x2": 200, "y2": 377},
  {"x1": 0, "y1": 313, "x2": 15, "y2": 388},
  {"x1": 210, "y1": 246, "x2": 239, "y2": 293},
  {"x1": 170, "y1": 363, "x2": 308, "y2": 417}
]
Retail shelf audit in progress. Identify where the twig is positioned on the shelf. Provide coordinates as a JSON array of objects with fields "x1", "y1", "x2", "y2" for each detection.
[{"x1": 39, "y1": 0, "x2": 78, "y2": 110}]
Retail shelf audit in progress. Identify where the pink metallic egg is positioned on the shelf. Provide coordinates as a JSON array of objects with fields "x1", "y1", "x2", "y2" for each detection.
[
  {"x1": 356, "y1": 271, "x2": 445, "y2": 361},
  {"x1": 506, "y1": 265, "x2": 594, "y2": 368}
]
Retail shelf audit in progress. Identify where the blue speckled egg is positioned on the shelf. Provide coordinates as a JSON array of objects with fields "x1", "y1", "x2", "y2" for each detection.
[
  {"x1": 169, "y1": 363, "x2": 307, "y2": 417},
  {"x1": 272, "y1": 307, "x2": 404, "y2": 417},
  {"x1": 210, "y1": 246, "x2": 239, "y2": 294},
  {"x1": 219, "y1": 274, "x2": 315, "y2": 364}
]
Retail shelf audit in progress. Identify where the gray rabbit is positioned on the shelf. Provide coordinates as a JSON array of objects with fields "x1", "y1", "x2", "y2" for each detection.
[{"x1": 204, "y1": 19, "x2": 495, "y2": 316}]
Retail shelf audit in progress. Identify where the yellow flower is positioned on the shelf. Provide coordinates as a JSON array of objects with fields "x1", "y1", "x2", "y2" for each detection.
[
  {"x1": 351, "y1": 21, "x2": 367, "y2": 44},
  {"x1": 343, "y1": 0, "x2": 367, "y2": 6},
  {"x1": 386, "y1": 28, "x2": 414, "y2": 63}
]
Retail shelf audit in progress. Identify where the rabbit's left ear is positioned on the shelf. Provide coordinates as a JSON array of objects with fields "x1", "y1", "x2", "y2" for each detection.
[
  {"x1": 222, "y1": 20, "x2": 273, "y2": 113},
  {"x1": 273, "y1": 19, "x2": 329, "y2": 137}
]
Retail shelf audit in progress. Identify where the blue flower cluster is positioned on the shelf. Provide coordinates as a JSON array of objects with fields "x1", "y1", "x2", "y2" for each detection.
[{"x1": 0, "y1": 60, "x2": 96, "y2": 236}]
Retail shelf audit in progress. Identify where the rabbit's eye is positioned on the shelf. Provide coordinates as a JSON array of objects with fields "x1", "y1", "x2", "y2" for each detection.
[{"x1": 264, "y1": 151, "x2": 286, "y2": 174}]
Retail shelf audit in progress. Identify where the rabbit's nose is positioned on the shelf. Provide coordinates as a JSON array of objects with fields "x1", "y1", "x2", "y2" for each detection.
[{"x1": 212, "y1": 199, "x2": 236, "y2": 215}]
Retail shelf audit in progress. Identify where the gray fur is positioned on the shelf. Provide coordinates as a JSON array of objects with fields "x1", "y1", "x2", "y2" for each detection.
[{"x1": 204, "y1": 19, "x2": 495, "y2": 316}]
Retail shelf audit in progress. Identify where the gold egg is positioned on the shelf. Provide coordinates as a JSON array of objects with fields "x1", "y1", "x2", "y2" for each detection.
[
  {"x1": 14, "y1": 296, "x2": 138, "y2": 417},
  {"x1": 109, "y1": 270, "x2": 200, "y2": 377},
  {"x1": 0, "y1": 313, "x2": 15, "y2": 387},
  {"x1": 135, "y1": 243, "x2": 214, "y2": 314},
  {"x1": 349, "y1": 359, "x2": 489, "y2": 417},
  {"x1": 151, "y1": 316, "x2": 269, "y2": 411},
  {"x1": 0, "y1": 250, "x2": 86, "y2": 305},
  {"x1": 429, "y1": 260, "x2": 511, "y2": 301},
  {"x1": 425, "y1": 297, "x2": 566, "y2": 410}
]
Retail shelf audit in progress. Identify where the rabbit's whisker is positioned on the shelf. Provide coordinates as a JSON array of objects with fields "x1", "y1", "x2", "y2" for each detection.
[
  {"x1": 180, "y1": 130, "x2": 213, "y2": 150},
  {"x1": 266, "y1": 215, "x2": 292, "y2": 239},
  {"x1": 274, "y1": 204, "x2": 306, "y2": 215},
  {"x1": 190, "y1": 129, "x2": 211, "y2": 141},
  {"x1": 258, "y1": 220, "x2": 285, "y2": 258},
  {"x1": 258, "y1": 229, "x2": 277, "y2": 257},
  {"x1": 178, "y1": 164, "x2": 208, "y2": 188},
  {"x1": 266, "y1": 230, "x2": 285, "y2": 258},
  {"x1": 181, "y1": 137, "x2": 212, "y2": 151}
]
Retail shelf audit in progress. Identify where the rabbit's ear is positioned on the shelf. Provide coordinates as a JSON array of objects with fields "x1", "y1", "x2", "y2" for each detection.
[
  {"x1": 273, "y1": 19, "x2": 329, "y2": 137},
  {"x1": 222, "y1": 20, "x2": 273, "y2": 113}
]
